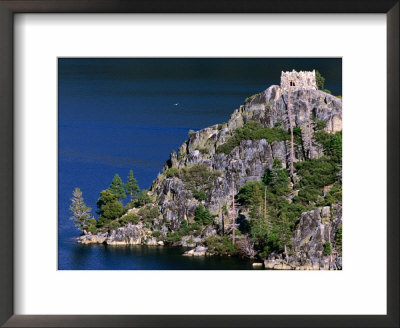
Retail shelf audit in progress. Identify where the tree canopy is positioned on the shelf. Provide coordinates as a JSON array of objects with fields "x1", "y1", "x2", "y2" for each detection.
[
  {"x1": 125, "y1": 170, "x2": 140, "y2": 200},
  {"x1": 69, "y1": 187, "x2": 93, "y2": 232},
  {"x1": 109, "y1": 174, "x2": 126, "y2": 201}
]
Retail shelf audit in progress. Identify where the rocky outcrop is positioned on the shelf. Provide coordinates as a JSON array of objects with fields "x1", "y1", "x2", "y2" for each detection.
[
  {"x1": 150, "y1": 85, "x2": 341, "y2": 232},
  {"x1": 183, "y1": 246, "x2": 208, "y2": 257},
  {"x1": 77, "y1": 223, "x2": 159, "y2": 246},
  {"x1": 79, "y1": 84, "x2": 342, "y2": 269},
  {"x1": 265, "y1": 204, "x2": 342, "y2": 270}
]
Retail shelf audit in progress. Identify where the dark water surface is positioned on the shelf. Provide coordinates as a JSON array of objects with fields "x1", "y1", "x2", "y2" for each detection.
[{"x1": 58, "y1": 58, "x2": 342, "y2": 270}]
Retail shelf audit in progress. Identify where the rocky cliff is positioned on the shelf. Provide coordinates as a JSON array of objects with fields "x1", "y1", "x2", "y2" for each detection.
[{"x1": 78, "y1": 84, "x2": 342, "y2": 270}]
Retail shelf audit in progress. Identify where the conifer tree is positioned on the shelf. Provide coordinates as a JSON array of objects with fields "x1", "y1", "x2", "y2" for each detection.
[
  {"x1": 69, "y1": 187, "x2": 93, "y2": 233},
  {"x1": 109, "y1": 174, "x2": 126, "y2": 201},
  {"x1": 96, "y1": 189, "x2": 124, "y2": 227},
  {"x1": 125, "y1": 170, "x2": 140, "y2": 201}
]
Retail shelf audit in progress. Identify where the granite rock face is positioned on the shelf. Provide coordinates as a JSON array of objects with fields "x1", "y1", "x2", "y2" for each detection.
[
  {"x1": 265, "y1": 204, "x2": 342, "y2": 270},
  {"x1": 77, "y1": 223, "x2": 156, "y2": 246},
  {"x1": 149, "y1": 85, "x2": 342, "y2": 232}
]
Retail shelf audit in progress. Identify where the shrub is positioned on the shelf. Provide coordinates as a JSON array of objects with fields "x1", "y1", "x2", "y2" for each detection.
[
  {"x1": 314, "y1": 131, "x2": 342, "y2": 161},
  {"x1": 244, "y1": 93, "x2": 260, "y2": 104},
  {"x1": 316, "y1": 183, "x2": 342, "y2": 206},
  {"x1": 297, "y1": 186, "x2": 323, "y2": 203},
  {"x1": 274, "y1": 121, "x2": 282, "y2": 128},
  {"x1": 164, "y1": 167, "x2": 179, "y2": 178},
  {"x1": 205, "y1": 235, "x2": 236, "y2": 255},
  {"x1": 323, "y1": 241, "x2": 332, "y2": 255},
  {"x1": 109, "y1": 220, "x2": 121, "y2": 231},
  {"x1": 193, "y1": 189, "x2": 206, "y2": 201},
  {"x1": 216, "y1": 121, "x2": 289, "y2": 155},
  {"x1": 135, "y1": 190, "x2": 152, "y2": 206},
  {"x1": 87, "y1": 224, "x2": 97, "y2": 235},
  {"x1": 293, "y1": 126, "x2": 302, "y2": 137},
  {"x1": 120, "y1": 212, "x2": 140, "y2": 225},
  {"x1": 165, "y1": 231, "x2": 182, "y2": 244},
  {"x1": 237, "y1": 181, "x2": 264, "y2": 205},
  {"x1": 315, "y1": 120, "x2": 327, "y2": 131},
  {"x1": 295, "y1": 157, "x2": 339, "y2": 190},
  {"x1": 138, "y1": 205, "x2": 160, "y2": 224},
  {"x1": 179, "y1": 164, "x2": 222, "y2": 193},
  {"x1": 152, "y1": 231, "x2": 161, "y2": 238},
  {"x1": 194, "y1": 204, "x2": 214, "y2": 225},
  {"x1": 195, "y1": 147, "x2": 208, "y2": 155}
]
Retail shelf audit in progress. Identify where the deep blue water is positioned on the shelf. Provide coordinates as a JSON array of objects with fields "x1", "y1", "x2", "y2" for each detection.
[{"x1": 58, "y1": 58, "x2": 342, "y2": 270}]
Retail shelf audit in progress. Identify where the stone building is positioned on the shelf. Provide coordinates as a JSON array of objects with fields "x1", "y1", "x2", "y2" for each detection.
[{"x1": 280, "y1": 69, "x2": 317, "y2": 92}]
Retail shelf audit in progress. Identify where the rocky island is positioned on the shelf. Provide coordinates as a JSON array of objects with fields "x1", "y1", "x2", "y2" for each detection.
[{"x1": 71, "y1": 70, "x2": 342, "y2": 270}]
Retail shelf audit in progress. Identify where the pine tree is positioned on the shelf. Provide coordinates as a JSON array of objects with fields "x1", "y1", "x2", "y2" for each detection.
[
  {"x1": 125, "y1": 170, "x2": 140, "y2": 201},
  {"x1": 109, "y1": 174, "x2": 126, "y2": 201},
  {"x1": 96, "y1": 189, "x2": 124, "y2": 227},
  {"x1": 69, "y1": 187, "x2": 93, "y2": 233}
]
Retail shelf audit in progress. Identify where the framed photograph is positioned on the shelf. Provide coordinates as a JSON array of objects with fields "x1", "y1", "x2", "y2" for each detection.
[{"x1": 0, "y1": 1, "x2": 398, "y2": 327}]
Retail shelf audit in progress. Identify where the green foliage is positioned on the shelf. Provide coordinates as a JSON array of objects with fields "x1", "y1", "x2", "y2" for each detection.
[
  {"x1": 193, "y1": 189, "x2": 206, "y2": 201},
  {"x1": 295, "y1": 157, "x2": 339, "y2": 190},
  {"x1": 315, "y1": 70, "x2": 325, "y2": 90},
  {"x1": 274, "y1": 121, "x2": 282, "y2": 128},
  {"x1": 96, "y1": 189, "x2": 124, "y2": 228},
  {"x1": 69, "y1": 187, "x2": 93, "y2": 232},
  {"x1": 263, "y1": 159, "x2": 290, "y2": 196},
  {"x1": 109, "y1": 174, "x2": 126, "y2": 200},
  {"x1": 322, "y1": 89, "x2": 332, "y2": 95},
  {"x1": 87, "y1": 221, "x2": 98, "y2": 235},
  {"x1": 165, "y1": 231, "x2": 182, "y2": 244},
  {"x1": 217, "y1": 124, "x2": 224, "y2": 131},
  {"x1": 323, "y1": 241, "x2": 332, "y2": 255},
  {"x1": 135, "y1": 190, "x2": 152, "y2": 207},
  {"x1": 164, "y1": 167, "x2": 179, "y2": 178},
  {"x1": 195, "y1": 146, "x2": 209, "y2": 155},
  {"x1": 314, "y1": 131, "x2": 342, "y2": 161},
  {"x1": 316, "y1": 183, "x2": 342, "y2": 206},
  {"x1": 194, "y1": 204, "x2": 214, "y2": 225},
  {"x1": 216, "y1": 121, "x2": 289, "y2": 155},
  {"x1": 119, "y1": 212, "x2": 140, "y2": 226},
  {"x1": 125, "y1": 170, "x2": 140, "y2": 200},
  {"x1": 244, "y1": 92, "x2": 260, "y2": 104},
  {"x1": 152, "y1": 231, "x2": 162, "y2": 238},
  {"x1": 109, "y1": 220, "x2": 121, "y2": 230},
  {"x1": 315, "y1": 120, "x2": 327, "y2": 131},
  {"x1": 205, "y1": 235, "x2": 236, "y2": 255},
  {"x1": 138, "y1": 205, "x2": 160, "y2": 224},
  {"x1": 267, "y1": 216, "x2": 292, "y2": 255},
  {"x1": 179, "y1": 164, "x2": 222, "y2": 193},
  {"x1": 297, "y1": 186, "x2": 323, "y2": 203},
  {"x1": 237, "y1": 181, "x2": 264, "y2": 205}
]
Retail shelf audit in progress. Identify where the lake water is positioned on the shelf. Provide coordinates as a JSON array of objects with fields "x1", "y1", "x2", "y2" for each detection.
[{"x1": 58, "y1": 58, "x2": 342, "y2": 270}]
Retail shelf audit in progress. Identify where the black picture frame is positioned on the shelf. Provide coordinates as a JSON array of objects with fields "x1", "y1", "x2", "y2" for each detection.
[{"x1": 0, "y1": 1, "x2": 398, "y2": 327}]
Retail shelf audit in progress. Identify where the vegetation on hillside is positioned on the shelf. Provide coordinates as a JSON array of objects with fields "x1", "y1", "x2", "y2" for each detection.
[
  {"x1": 70, "y1": 81, "x2": 342, "y2": 262},
  {"x1": 216, "y1": 121, "x2": 289, "y2": 155}
]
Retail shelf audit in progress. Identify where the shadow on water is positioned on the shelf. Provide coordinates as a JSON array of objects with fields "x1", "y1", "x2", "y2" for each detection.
[{"x1": 62, "y1": 242, "x2": 254, "y2": 270}]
